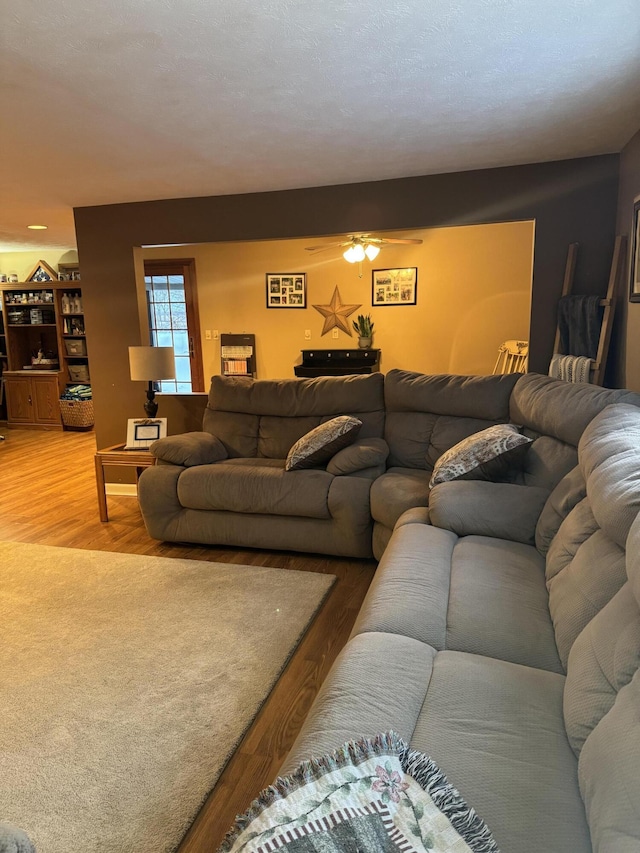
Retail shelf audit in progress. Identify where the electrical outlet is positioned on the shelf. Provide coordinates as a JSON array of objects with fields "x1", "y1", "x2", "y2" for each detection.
[
  {"x1": 304, "y1": 329, "x2": 311, "y2": 340},
  {"x1": 332, "y1": 329, "x2": 339, "y2": 339},
  {"x1": 213, "y1": 330, "x2": 219, "y2": 340},
  {"x1": 205, "y1": 329, "x2": 212, "y2": 340}
]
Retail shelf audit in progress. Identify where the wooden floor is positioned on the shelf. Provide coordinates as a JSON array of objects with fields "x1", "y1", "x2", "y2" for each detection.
[{"x1": 0, "y1": 427, "x2": 377, "y2": 851}]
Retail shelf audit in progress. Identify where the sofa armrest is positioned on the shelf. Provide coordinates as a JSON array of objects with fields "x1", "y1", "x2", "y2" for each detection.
[
  {"x1": 326, "y1": 438, "x2": 389, "y2": 476},
  {"x1": 149, "y1": 431, "x2": 227, "y2": 467},
  {"x1": 428, "y1": 481, "x2": 550, "y2": 546}
]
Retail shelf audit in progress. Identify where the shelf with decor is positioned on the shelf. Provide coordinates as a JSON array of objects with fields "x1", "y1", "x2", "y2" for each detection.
[{"x1": 0, "y1": 272, "x2": 90, "y2": 428}]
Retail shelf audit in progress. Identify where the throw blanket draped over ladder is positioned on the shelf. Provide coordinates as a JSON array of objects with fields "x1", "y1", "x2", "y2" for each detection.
[{"x1": 550, "y1": 294, "x2": 603, "y2": 384}]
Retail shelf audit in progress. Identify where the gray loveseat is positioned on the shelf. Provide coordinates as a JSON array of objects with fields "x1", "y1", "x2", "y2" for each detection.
[
  {"x1": 283, "y1": 401, "x2": 640, "y2": 852},
  {"x1": 139, "y1": 373, "x2": 387, "y2": 557}
]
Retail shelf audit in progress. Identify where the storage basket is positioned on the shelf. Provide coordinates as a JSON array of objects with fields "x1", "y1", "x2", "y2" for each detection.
[
  {"x1": 59, "y1": 399, "x2": 94, "y2": 430},
  {"x1": 64, "y1": 338, "x2": 87, "y2": 356},
  {"x1": 68, "y1": 364, "x2": 90, "y2": 382}
]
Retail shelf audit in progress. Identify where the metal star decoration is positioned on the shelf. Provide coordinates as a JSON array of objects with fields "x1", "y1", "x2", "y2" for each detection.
[{"x1": 312, "y1": 286, "x2": 361, "y2": 336}]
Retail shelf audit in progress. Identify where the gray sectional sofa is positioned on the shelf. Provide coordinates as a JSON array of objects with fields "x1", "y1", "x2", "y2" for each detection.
[
  {"x1": 138, "y1": 368, "x2": 640, "y2": 851},
  {"x1": 283, "y1": 401, "x2": 640, "y2": 852}
]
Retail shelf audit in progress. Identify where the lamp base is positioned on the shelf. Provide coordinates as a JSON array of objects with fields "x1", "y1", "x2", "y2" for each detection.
[{"x1": 144, "y1": 386, "x2": 158, "y2": 418}]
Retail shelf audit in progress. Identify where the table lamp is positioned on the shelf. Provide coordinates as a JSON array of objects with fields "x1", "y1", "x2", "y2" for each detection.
[{"x1": 129, "y1": 346, "x2": 176, "y2": 417}]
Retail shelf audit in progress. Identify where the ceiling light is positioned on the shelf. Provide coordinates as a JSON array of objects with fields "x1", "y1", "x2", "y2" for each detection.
[
  {"x1": 27, "y1": 224, "x2": 48, "y2": 230},
  {"x1": 364, "y1": 243, "x2": 380, "y2": 261},
  {"x1": 343, "y1": 243, "x2": 365, "y2": 263}
]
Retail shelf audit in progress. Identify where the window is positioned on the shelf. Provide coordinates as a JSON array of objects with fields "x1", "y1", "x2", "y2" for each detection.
[{"x1": 144, "y1": 260, "x2": 204, "y2": 393}]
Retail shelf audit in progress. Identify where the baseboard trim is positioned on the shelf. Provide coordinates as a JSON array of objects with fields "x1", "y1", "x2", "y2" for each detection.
[{"x1": 105, "y1": 484, "x2": 138, "y2": 497}]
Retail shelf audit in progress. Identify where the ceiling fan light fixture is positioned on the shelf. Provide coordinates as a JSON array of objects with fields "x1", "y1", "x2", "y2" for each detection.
[
  {"x1": 364, "y1": 243, "x2": 380, "y2": 261},
  {"x1": 344, "y1": 244, "x2": 365, "y2": 263},
  {"x1": 345, "y1": 243, "x2": 366, "y2": 263}
]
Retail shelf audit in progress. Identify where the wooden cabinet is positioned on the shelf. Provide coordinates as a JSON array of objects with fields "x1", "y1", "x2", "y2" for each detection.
[
  {"x1": 4, "y1": 372, "x2": 63, "y2": 428},
  {"x1": 1, "y1": 277, "x2": 89, "y2": 430}
]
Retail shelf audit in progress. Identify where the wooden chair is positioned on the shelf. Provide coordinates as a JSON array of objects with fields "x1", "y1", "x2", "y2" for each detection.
[{"x1": 493, "y1": 340, "x2": 529, "y2": 374}]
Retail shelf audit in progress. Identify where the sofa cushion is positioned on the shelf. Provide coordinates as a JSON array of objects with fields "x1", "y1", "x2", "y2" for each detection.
[
  {"x1": 564, "y1": 583, "x2": 640, "y2": 756},
  {"x1": 177, "y1": 459, "x2": 333, "y2": 518},
  {"x1": 383, "y1": 370, "x2": 519, "y2": 470},
  {"x1": 429, "y1": 481, "x2": 549, "y2": 546},
  {"x1": 579, "y1": 403, "x2": 640, "y2": 548},
  {"x1": 545, "y1": 404, "x2": 640, "y2": 670},
  {"x1": 411, "y1": 651, "x2": 590, "y2": 853},
  {"x1": 509, "y1": 373, "x2": 640, "y2": 448},
  {"x1": 535, "y1": 465, "x2": 586, "y2": 555},
  {"x1": 203, "y1": 373, "x2": 386, "y2": 459},
  {"x1": 370, "y1": 467, "x2": 432, "y2": 531},
  {"x1": 326, "y1": 437, "x2": 389, "y2": 475},
  {"x1": 547, "y1": 500, "x2": 626, "y2": 670},
  {"x1": 578, "y1": 667, "x2": 640, "y2": 852},
  {"x1": 150, "y1": 431, "x2": 227, "y2": 467},
  {"x1": 352, "y1": 522, "x2": 562, "y2": 672},
  {"x1": 428, "y1": 424, "x2": 532, "y2": 488},
  {"x1": 285, "y1": 633, "x2": 590, "y2": 853},
  {"x1": 285, "y1": 416, "x2": 362, "y2": 471}
]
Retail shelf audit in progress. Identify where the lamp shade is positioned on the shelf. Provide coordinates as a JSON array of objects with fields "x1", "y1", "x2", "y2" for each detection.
[{"x1": 129, "y1": 346, "x2": 176, "y2": 381}]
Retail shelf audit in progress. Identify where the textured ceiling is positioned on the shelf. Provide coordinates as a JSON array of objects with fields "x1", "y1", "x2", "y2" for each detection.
[{"x1": 1, "y1": 0, "x2": 639, "y2": 251}]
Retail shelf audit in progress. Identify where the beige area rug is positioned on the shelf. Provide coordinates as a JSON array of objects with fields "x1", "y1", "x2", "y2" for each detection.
[{"x1": 0, "y1": 541, "x2": 335, "y2": 853}]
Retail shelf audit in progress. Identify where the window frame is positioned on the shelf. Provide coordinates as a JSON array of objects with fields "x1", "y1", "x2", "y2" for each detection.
[{"x1": 143, "y1": 258, "x2": 205, "y2": 393}]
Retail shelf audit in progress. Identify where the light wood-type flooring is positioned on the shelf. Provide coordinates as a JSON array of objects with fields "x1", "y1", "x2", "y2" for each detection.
[{"x1": 0, "y1": 427, "x2": 376, "y2": 851}]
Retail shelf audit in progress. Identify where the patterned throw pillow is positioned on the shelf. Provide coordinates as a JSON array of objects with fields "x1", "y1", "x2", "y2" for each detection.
[
  {"x1": 429, "y1": 424, "x2": 532, "y2": 489},
  {"x1": 285, "y1": 416, "x2": 362, "y2": 471}
]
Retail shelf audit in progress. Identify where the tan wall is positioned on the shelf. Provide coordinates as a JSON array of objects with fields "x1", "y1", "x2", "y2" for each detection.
[
  {"x1": 0, "y1": 250, "x2": 79, "y2": 282},
  {"x1": 141, "y1": 220, "x2": 533, "y2": 381}
]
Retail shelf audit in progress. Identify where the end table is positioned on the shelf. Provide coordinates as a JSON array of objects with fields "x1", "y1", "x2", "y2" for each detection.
[{"x1": 94, "y1": 443, "x2": 156, "y2": 522}]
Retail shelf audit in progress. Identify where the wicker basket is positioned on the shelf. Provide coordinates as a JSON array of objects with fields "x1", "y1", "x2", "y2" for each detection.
[{"x1": 59, "y1": 399, "x2": 94, "y2": 430}]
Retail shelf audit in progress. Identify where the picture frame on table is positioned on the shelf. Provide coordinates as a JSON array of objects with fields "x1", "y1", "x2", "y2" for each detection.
[
  {"x1": 266, "y1": 273, "x2": 307, "y2": 308},
  {"x1": 372, "y1": 268, "x2": 418, "y2": 306},
  {"x1": 125, "y1": 417, "x2": 167, "y2": 450},
  {"x1": 629, "y1": 199, "x2": 640, "y2": 302}
]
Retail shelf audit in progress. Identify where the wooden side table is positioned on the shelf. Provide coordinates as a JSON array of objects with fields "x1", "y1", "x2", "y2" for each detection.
[{"x1": 94, "y1": 443, "x2": 156, "y2": 522}]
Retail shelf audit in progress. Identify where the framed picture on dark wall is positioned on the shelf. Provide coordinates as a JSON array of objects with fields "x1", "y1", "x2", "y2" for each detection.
[
  {"x1": 266, "y1": 273, "x2": 307, "y2": 308},
  {"x1": 630, "y1": 199, "x2": 640, "y2": 302}
]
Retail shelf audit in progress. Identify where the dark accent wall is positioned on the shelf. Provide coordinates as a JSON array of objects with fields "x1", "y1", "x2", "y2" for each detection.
[
  {"x1": 74, "y1": 155, "x2": 619, "y2": 448},
  {"x1": 613, "y1": 129, "x2": 640, "y2": 390}
]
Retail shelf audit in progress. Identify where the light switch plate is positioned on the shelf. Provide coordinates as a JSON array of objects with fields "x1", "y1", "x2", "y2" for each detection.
[
  {"x1": 304, "y1": 329, "x2": 311, "y2": 340},
  {"x1": 332, "y1": 329, "x2": 339, "y2": 339}
]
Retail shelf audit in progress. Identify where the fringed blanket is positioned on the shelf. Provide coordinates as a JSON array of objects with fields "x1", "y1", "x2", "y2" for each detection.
[
  {"x1": 218, "y1": 732, "x2": 499, "y2": 853},
  {"x1": 548, "y1": 354, "x2": 593, "y2": 383}
]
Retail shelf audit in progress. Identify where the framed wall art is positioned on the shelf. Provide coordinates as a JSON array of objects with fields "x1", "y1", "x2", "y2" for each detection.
[
  {"x1": 630, "y1": 198, "x2": 640, "y2": 303},
  {"x1": 266, "y1": 273, "x2": 307, "y2": 308},
  {"x1": 372, "y1": 267, "x2": 418, "y2": 306},
  {"x1": 125, "y1": 417, "x2": 167, "y2": 450}
]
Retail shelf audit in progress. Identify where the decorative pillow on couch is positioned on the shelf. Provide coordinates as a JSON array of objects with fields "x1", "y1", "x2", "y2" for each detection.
[
  {"x1": 429, "y1": 424, "x2": 532, "y2": 488},
  {"x1": 285, "y1": 416, "x2": 362, "y2": 471}
]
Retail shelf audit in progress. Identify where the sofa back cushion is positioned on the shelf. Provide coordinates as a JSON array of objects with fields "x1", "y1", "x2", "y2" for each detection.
[
  {"x1": 574, "y1": 512, "x2": 640, "y2": 851},
  {"x1": 509, "y1": 374, "x2": 640, "y2": 491},
  {"x1": 535, "y1": 465, "x2": 586, "y2": 555},
  {"x1": 545, "y1": 405, "x2": 640, "y2": 670},
  {"x1": 383, "y1": 370, "x2": 519, "y2": 470},
  {"x1": 202, "y1": 373, "x2": 385, "y2": 459}
]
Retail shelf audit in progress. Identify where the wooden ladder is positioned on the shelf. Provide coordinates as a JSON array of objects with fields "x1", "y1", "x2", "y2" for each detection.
[{"x1": 552, "y1": 235, "x2": 627, "y2": 386}]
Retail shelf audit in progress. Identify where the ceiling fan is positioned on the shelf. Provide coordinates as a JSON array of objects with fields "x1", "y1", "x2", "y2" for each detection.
[{"x1": 305, "y1": 234, "x2": 423, "y2": 264}]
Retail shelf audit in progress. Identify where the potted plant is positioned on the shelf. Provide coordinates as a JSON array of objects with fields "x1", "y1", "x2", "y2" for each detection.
[{"x1": 353, "y1": 314, "x2": 374, "y2": 349}]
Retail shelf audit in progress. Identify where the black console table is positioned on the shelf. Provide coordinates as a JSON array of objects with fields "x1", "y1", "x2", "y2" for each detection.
[{"x1": 294, "y1": 349, "x2": 381, "y2": 377}]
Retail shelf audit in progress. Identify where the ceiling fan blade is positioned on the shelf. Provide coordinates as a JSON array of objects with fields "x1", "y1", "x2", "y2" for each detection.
[
  {"x1": 305, "y1": 241, "x2": 350, "y2": 253},
  {"x1": 380, "y1": 237, "x2": 423, "y2": 245}
]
